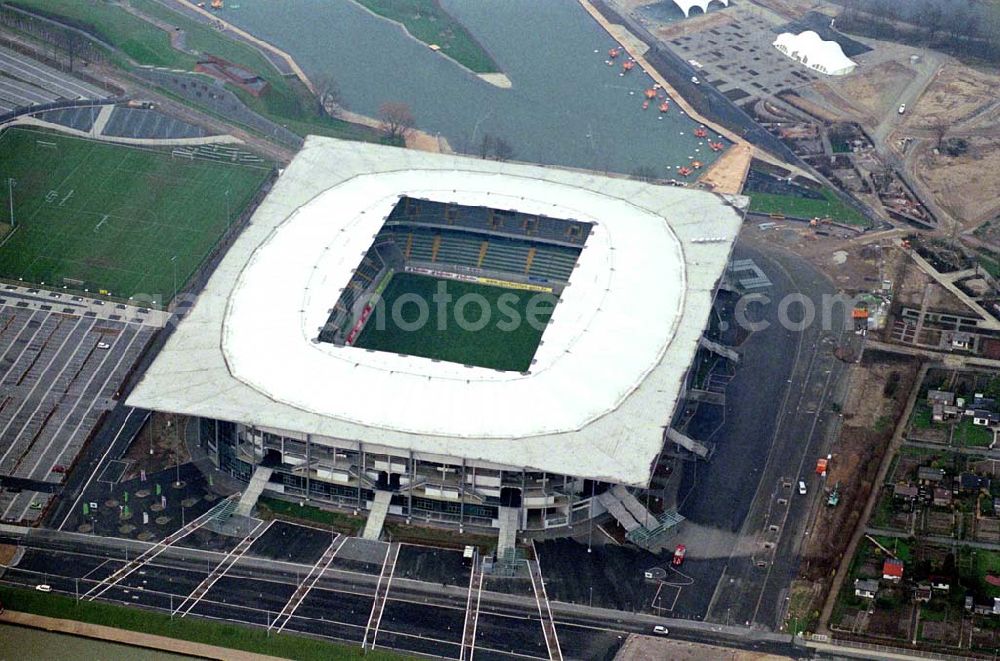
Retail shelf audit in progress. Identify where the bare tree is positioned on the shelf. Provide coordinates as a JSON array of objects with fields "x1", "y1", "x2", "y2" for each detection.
[
  {"x1": 378, "y1": 102, "x2": 415, "y2": 142},
  {"x1": 493, "y1": 136, "x2": 514, "y2": 162},
  {"x1": 479, "y1": 133, "x2": 496, "y2": 159},
  {"x1": 479, "y1": 133, "x2": 514, "y2": 161},
  {"x1": 312, "y1": 73, "x2": 340, "y2": 117},
  {"x1": 931, "y1": 120, "x2": 949, "y2": 150},
  {"x1": 630, "y1": 165, "x2": 658, "y2": 182}
]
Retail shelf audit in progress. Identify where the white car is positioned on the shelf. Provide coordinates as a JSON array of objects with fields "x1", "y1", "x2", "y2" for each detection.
[
  {"x1": 35, "y1": 584, "x2": 52, "y2": 592},
  {"x1": 97, "y1": 342, "x2": 111, "y2": 350},
  {"x1": 798, "y1": 481, "x2": 807, "y2": 495},
  {"x1": 690, "y1": 76, "x2": 700, "y2": 85},
  {"x1": 898, "y1": 104, "x2": 906, "y2": 114},
  {"x1": 653, "y1": 625, "x2": 669, "y2": 635}
]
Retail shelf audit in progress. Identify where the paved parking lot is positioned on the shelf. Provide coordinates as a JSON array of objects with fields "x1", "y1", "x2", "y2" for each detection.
[
  {"x1": 2, "y1": 522, "x2": 562, "y2": 660},
  {"x1": 665, "y1": 5, "x2": 819, "y2": 105},
  {"x1": 0, "y1": 286, "x2": 161, "y2": 523}
]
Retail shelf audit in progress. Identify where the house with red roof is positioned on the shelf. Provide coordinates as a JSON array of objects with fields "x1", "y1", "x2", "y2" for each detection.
[{"x1": 883, "y1": 558, "x2": 904, "y2": 582}]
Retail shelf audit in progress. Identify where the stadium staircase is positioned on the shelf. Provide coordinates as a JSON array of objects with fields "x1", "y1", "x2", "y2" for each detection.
[
  {"x1": 497, "y1": 506, "x2": 519, "y2": 560},
  {"x1": 363, "y1": 490, "x2": 393, "y2": 541},
  {"x1": 699, "y1": 336, "x2": 740, "y2": 363},
  {"x1": 235, "y1": 466, "x2": 273, "y2": 517},
  {"x1": 598, "y1": 486, "x2": 686, "y2": 550},
  {"x1": 666, "y1": 427, "x2": 711, "y2": 459},
  {"x1": 596, "y1": 491, "x2": 641, "y2": 532},
  {"x1": 611, "y1": 484, "x2": 658, "y2": 529}
]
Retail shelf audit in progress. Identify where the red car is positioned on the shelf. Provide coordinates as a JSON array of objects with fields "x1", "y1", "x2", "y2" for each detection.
[
  {"x1": 50, "y1": 465, "x2": 66, "y2": 474},
  {"x1": 672, "y1": 544, "x2": 686, "y2": 566}
]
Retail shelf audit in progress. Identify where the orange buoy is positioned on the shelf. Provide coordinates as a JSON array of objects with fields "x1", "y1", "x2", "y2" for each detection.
[
  {"x1": 644, "y1": 88, "x2": 656, "y2": 99},
  {"x1": 642, "y1": 100, "x2": 650, "y2": 110},
  {"x1": 677, "y1": 166, "x2": 692, "y2": 177},
  {"x1": 692, "y1": 160, "x2": 703, "y2": 169},
  {"x1": 694, "y1": 127, "x2": 708, "y2": 138},
  {"x1": 658, "y1": 101, "x2": 669, "y2": 113}
]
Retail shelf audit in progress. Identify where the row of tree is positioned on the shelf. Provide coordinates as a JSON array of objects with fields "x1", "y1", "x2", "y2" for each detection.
[{"x1": 836, "y1": 0, "x2": 1000, "y2": 64}]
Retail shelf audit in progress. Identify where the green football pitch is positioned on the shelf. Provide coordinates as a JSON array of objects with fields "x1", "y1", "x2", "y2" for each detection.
[
  {"x1": 354, "y1": 272, "x2": 558, "y2": 372},
  {"x1": 0, "y1": 126, "x2": 271, "y2": 304}
]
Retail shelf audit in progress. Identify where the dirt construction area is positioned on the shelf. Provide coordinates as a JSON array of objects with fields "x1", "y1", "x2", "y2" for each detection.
[
  {"x1": 614, "y1": 634, "x2": 792, "y2": 661},
  {"x1": 912, "y1": 135, "x2": 1000, "y2": 228},
  {"x1": 822, "y1": 60, "x2": 917, "y2": 123},
  {"x1": 904, "y1": 63, "x2": 1000, "y2": 129}
]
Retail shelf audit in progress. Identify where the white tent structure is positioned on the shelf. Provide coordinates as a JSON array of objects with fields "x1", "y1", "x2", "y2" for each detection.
[
  {"x1": 773, "y1": 31, "x2": 857, "y2": 76},
  {"x1": 672, "y1": 0, "x2": 729, "y2": 17}
]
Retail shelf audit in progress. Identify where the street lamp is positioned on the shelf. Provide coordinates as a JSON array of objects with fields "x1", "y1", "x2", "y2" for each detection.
[{"x1": 170, "y1": 255, "x2": 178, "y2": 305}]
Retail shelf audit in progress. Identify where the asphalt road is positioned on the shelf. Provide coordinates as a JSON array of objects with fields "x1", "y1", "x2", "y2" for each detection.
[
  {"x1": 0, "y1": 524, "x2": 806, "y2": 660},
  {"x1": 655, "y1": 240, "x2": 858, "y2": 629}
]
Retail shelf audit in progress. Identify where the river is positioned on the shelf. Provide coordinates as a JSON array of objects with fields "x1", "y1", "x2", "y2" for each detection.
[{"x1": 217, "y1": 0, "x2": 726, "y2": 178}]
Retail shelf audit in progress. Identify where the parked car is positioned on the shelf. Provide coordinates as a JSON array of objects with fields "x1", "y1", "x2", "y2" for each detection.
[
  {"x1": 51, "y1": 465, "x2": 66, "y2": 474},
  {"x1": 672, "y1": 544, "x2": 686, "y2": 566},
  {"x1": 653, "y1": 625, "x2": 669, "y2": 635},
  {"x1": 96, "y1": 342, "x2": 111, "y2": 350},
  {"x1": 898, "y1": 103, "x2": 906, "y2": 114},
  {"x1": 35, "y1": 585, "x2": 52, "y2": 592}
]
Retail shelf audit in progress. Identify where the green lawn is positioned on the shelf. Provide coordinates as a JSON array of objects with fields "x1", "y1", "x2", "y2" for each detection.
[
  {"x1": 0, "y1": 127, "x2": 270, "y2": 303},
  {"x1": 258, "y1": 496, "x2": 364, "y2": 535},
  {"x1": 355, "y1": 0, "x2": 499, "y2": 73},
  {"x1": 0, "y1": 585, "x2": 409, "y2": 660},
  {"x1": 955, "y1": 417, "x2": 995, "y2": 448},
  {"x1": 910, "y1": 401, "x2": 933, "y2": 429},
  {"x1": 748, "y1": 188, "x2": 869, "y2": 226},
  {"x1": 355, "y1": 273, "x2": 556, "y2": 372}
]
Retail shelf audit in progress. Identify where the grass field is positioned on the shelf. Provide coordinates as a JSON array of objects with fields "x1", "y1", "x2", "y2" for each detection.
[
  {"x1": 355, "y1": 0, "x2": 499, "y2": 73},
  {"x1": 748, "y1": 188, "x2": 869, "y2": 226},
  {"x1": 355, "y1": 273, "x2": 556, "y2": 372},
  {"x1": 0, "y1": 127, "x2": 270, "y2": 303},
  {"x1": 0, "y1": 585, "x2": 407, "y2": 661}
]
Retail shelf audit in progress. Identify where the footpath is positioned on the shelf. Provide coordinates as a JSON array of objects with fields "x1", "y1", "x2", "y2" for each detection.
[{"x1": 0, "y1": 610, "x2": 284, "y2": 661}]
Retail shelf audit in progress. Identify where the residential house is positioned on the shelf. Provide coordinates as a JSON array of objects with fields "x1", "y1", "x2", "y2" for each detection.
[
  {"x1": 932, "y1": 487, "x2": 952, "y2": 508},
  {"x1": 893, "y1": 484, "x2": 918, "y2": 501},
  {"x1": 927, "y1": 390, "x2": 955, "y2": 406},
  {"x1": 929, "y1": 576, "x2": 950, "y2": 592},
  {"x1": 883, "y1": 558, "x2": 904, "y2": 582},
  {"x1": 854, "y1": 578, "x2": 879, "y2": 599},
  {"x1": 917, "y1": 466, "x2": 945, "y2": 485},
  {"x1": 951, "y1": 332, "x2": 972, "y2": 350},
  {"x1": 972, "y1": 409, "x2": 999, "y2": 426},
  {"x1": 958, "y1": 472, "x2": 992, "y2": 494}
]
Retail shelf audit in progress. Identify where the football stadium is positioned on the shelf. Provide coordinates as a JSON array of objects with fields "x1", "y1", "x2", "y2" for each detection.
[{"x1": 128, "y1": 137, "x2": 745, "y2": 549}]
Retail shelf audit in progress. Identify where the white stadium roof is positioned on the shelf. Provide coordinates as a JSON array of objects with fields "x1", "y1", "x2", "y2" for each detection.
[
  {"x1": 128, "y1": 137, "x2": 745, "y2": 486},
  {"x1": 773, "y1": 31, "x2": 857, "y2": 76}
]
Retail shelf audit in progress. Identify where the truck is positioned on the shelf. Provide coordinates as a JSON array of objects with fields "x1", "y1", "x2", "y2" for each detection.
[{"x1": 672, "y1": 544, "x2": 686, "y2": 566}]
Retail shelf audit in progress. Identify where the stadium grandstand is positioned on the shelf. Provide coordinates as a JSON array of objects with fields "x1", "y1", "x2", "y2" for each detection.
[
  {"x1": 318, "y1": 197, "x2": 591, "y2": 347},
  {"x1": 128, "y1": 138, "x2": 745, "y2": 551}
]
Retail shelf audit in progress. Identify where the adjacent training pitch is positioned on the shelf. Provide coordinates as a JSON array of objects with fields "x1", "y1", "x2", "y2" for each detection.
[
  {"x1": 0, "y1": 127, "x2": 270, "y2": 302},
  {"x1": 354, "y1": 273, "x2": 558, "y2": 372}
]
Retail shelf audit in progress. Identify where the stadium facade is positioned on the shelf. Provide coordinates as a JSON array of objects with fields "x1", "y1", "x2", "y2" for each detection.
[{"x1": 128, "y1": 137, "x2": 745, "y2": 537}]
